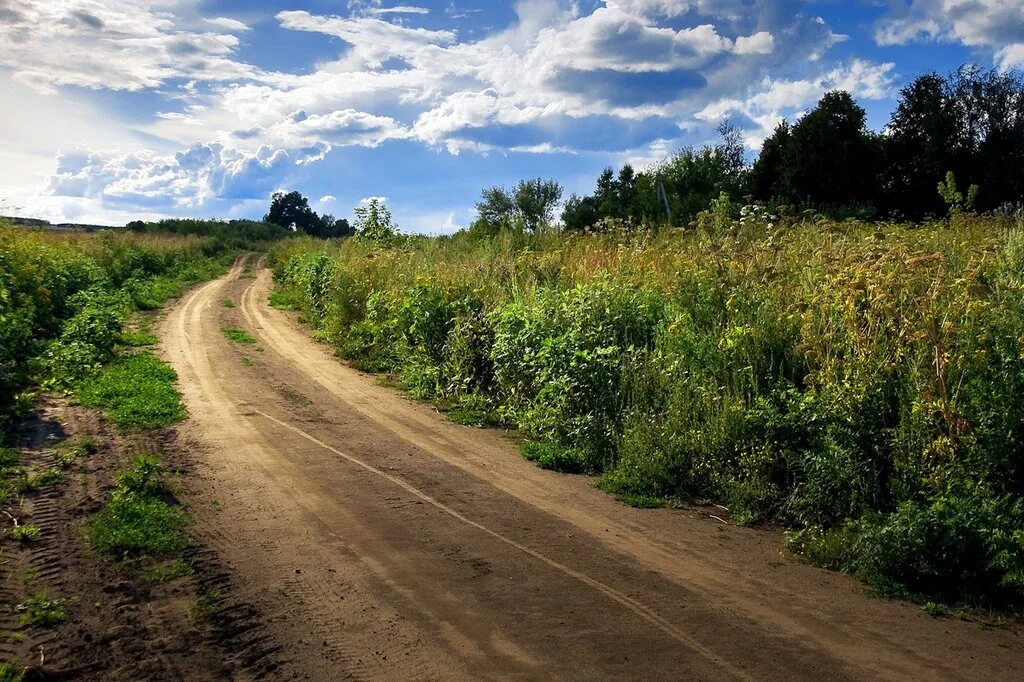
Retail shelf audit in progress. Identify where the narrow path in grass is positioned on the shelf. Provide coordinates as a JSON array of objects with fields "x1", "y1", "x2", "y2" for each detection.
[{"x1": 161, "y1": 257, "x2": 1022, "y2": 681}]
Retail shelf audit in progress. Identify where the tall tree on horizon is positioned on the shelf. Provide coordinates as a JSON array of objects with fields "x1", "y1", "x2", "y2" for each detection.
[
  {"x1": 880, "y1": 73, "x2": 957, "y2": 218},
  {"x1": 265, "y1": 191, "x2": 351, "y2": 238}
]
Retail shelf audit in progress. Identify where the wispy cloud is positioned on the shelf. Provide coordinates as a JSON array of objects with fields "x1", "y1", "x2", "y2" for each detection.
[
  {"x1": 874, "y1": 0, "x2": 1024, "y2": 71},
  {"x1": 369, "y1": 5, "x2": 431, "y2": 15},
  {"x1": 205, "y1": 17, "x2": 250, "y2": 32}
]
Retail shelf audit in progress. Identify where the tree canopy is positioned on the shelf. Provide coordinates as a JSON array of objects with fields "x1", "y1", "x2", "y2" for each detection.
[
  {"x1": 750, "y1": 91, "x2": 879, "y2": 212},
  {"x1": 562, "y1": 121, "x2": 746, "y2": 231},
  {"x1": 748, "y1": 66, "x2": 1024, "y2": 219},
  {"x1": 265, "y1": 191, "x2": 353, "y2": 238},
  {"x1": 472, "y1": 178, "x2": 563, "y2": 234}
]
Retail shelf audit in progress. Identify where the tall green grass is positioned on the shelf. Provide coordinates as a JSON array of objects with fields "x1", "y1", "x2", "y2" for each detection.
[
  {"x1": 0, "y1": 221, "x2": 229, "y2": 430},
  {"x1": 269, "y1": 210, "x2": 1024, "y2": 611}
]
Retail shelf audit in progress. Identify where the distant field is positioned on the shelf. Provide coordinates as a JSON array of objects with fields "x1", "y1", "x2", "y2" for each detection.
[{"x1": 1, "y1": 215, "x2": 113, "y2": 231}]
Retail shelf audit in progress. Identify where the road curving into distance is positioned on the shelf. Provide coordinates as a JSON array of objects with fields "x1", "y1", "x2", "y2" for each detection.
[{"x1": 159, "y1": 255, "x2": 1021, "y2": 681}]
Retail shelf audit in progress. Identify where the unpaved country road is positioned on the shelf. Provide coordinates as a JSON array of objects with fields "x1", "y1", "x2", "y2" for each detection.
[{"x1": 161, "y1": 256, "x2": 1021, "y2": 680}]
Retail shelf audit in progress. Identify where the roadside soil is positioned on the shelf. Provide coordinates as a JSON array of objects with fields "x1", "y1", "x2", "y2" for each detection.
[
  {"x1": 158, "y1": 255, "x2": 1022, "y2": 681},
  {"x1": 0, "y1": 392, "x2": 274, "y2": 680}
]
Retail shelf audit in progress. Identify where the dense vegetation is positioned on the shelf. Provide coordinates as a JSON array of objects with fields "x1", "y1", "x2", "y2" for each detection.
[
  {"x1": 270, "y1": 205, "x2": 1024, "y2": 611},
  {"x1": 0, "y1": 220, "x2": 232, "y2": 431}
]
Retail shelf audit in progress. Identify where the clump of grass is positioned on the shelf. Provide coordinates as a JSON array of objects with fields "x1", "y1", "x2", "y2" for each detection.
[
  {"x1": 220, "y1": 298, "x2": 235, "y2": 308},
  {"x1": 0, "y1": 660, "x2": 24, "y2": 682},
  {"x1": 87, "y1": 455, "x2": 188, "y2": 561},
  {"x1": 922, "y1": 601, "x2": 949, "y2": 617},
  {"x1": 0, "y1": 449, "x2": 23, "y2": 504},
  {"x1": 118, "y1": 330, "x2": 158, "y2": 347},
  {"x1": 54, "y1": 436, "x2": 98, "y2": 467},
  {"x1": 142, "y1": 558, "x2": 193, "y2": 583},
  {"x1": 520, "y1": 441, "x2": 589, "y2": 474},
  {"x1": 190, "y1": 587, "x2": 223, "y2": 621},
  {"x1": 443, "y1": 395, "x2": 503, "y2": 427},
  {"x1": 16, "y1": 594, "x2": 67, "y2": 628},
  {"x1": 88, "y1": 493, "x2": 187, "y2": 560},
  {"x1": 275, "y1": 386, "x2": 310, "y2": 407},
  {"x1": 268, "y1": 289, "x2": 294, "y2": 310},
  {"x1": 75, "y1": 352, "x2": 185, "y2": 429},
  {"x1": 115, "y1": 454, "x2": 170, "y2": 496},
  {"x1": 20, "y1": 467, "x2": 66, "y2": 492},
  {"x1": 240, "y1": 357, "x2": 255, "y2": 367},
  {"x1": 222, "y1": 327, "x2": 257, "y2": 344},
  {"x1": 596, "y1": 481, "x2": 669, "y2": 509},
  {"x1": 8, "y1": 524, "x2": 41, "y2": 543}
]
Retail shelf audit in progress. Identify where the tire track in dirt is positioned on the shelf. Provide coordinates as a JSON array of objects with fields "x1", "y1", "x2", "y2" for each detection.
[
  {"x1": 166, "y1": 258, "x2": 539, "y2": 680},
  {"x1": 251, "y1": 407, "x2": 747, "y2": 679},
  {"x1": 160, "y1": 256, "x2": 1020, "y2": 680}
]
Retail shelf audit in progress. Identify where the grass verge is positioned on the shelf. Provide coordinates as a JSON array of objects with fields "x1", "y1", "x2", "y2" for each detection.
[{"x1": 75, "y1": 352, "x2": 186, "y2": 430}]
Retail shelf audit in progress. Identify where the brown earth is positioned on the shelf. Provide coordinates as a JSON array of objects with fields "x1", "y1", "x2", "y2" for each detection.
[
  {"x1": 0, "y1": 394, "x2": 276, "y2": 680},
  {"x1": 157, "y1": 255, "x2": 1021, "y2": 681}
]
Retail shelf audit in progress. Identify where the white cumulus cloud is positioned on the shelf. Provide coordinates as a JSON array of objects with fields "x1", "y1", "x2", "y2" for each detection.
[
  {"x1": 875, "y1": 0, "x2": 1024, "y2": 70},
  {"x1": 0, "y1": 1, "x2": 260, "y2": 93},
  {"x1": 46, "y1": 143, "x2": 292, "y2": 210}
]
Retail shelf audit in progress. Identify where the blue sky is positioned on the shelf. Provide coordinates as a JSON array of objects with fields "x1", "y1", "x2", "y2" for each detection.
[{"x1": 0, "y1": 1, "x2": 1019, "y2": 232}]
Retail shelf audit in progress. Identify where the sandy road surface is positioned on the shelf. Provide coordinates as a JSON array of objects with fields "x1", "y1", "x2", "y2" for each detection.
[{"x1": 161, "y1": 255, "x2": 1021, "y2": 680}]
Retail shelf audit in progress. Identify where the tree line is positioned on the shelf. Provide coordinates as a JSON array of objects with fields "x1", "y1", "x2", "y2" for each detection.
[
  {"x1": 475, "y1": 64, "x2": 1024, "y2": 235},
  {"x1": 263, "y1": 191, "x2": 354, "y2": 238}
]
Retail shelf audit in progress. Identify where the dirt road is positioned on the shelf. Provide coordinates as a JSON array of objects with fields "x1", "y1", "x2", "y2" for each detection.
[{"x1": 161, "y1": 256, "x2": 1021, "y2": 680}]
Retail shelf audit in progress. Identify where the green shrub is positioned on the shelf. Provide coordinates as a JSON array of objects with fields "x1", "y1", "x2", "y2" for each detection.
[
  {"x1": 852, "y1": 495, "x2": 1024, "y2": 607},
  {"x1": 490, "y1": 279, "x2": 663, "y2": 469},
  {"x1": 0, "y1": 447, "x2": 19, "y2": 468}
]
